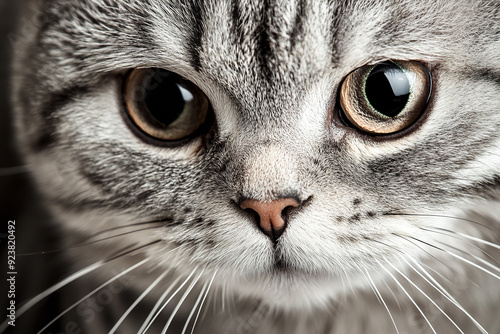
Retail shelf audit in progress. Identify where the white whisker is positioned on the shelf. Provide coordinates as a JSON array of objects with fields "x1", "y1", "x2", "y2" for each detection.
[
  {"x1": 364, "y1": 269, "x2": 400, "y2": 334},
  {"x1": 444, "y1": 249, "x2": 500, "y2": 280},
  {"x1": 377, "y1": 259, "x2": 437, "y2": 334},
  {"x1": 181, "y1": 281, "x2": 208, "y2": 334},
  {"x1": 425, "y1": 227, "x2": 500, "y2": 250},
  {"x1": 421, "y1": 228, "x2": 500, "y2": 269},
  {"x1": 339, "y1": 262, "x2": 356, "y2": 297},
  {"x1": 140, "y1": 269, "x2": 197, "y2": 334},
  {"x1": 36, "y1": 258, "x2": 149, "y2": 334},
  {"x1": 406, "y1": 258, "x2": 458, "y2": 303},
  {"x1": 380, "y1": 276, "x2": 401, "y2": 311},
  {"x1": 191, "y1": 270, "x2": 217, "y2": 334},
  {"x1": 386, "y1": 259, "x2": 464, "y2": 334},
  {"x1": 161, "y1": 269, "x2": 205, "y2": 334},
  {"x1": 138, "y1": 275, "x2": 183, "y2": 334},
  {"x1": 108, "y1": 271, "x2": 168, "y2": 334},
  {"x1": 0, "y1": 260, "x2": 105, "y2": 333},
  {"x1": 405, "y1": 256, "x2": 489, "y2": 334},
  {"x1": 221, "y1": 282, "x2": 226, "y2": 313},
  {"x1": 471, "y1": 254, "x2": 500, "y2": 273},
  {"x1": 399, "y1": 235, "x2": 481, "y2": 288},
  {"x1": 357, "y1": 265, "x2": 382, "y2": 306},
  {"x1": 433, "y1": 238, "x2": 500, "y2": 274}
]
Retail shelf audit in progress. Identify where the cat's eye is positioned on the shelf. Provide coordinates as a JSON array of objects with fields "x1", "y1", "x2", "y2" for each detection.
[
  {"x1": 124, "y1": 68, "x2": 210, "y2": 141},
  {"x1": 339, "y1": 60, "x2": 431, "y2": 134}
]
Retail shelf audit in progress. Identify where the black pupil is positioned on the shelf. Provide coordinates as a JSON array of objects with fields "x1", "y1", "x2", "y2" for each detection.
[
  {"x1": 365, "y1": 63, "x2": 410, "y2": 117},
  {"x1": 142, "y1": 68, "x2": 189, "y2": 125}
]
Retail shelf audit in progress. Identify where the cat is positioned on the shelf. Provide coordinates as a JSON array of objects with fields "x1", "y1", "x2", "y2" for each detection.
[{"x1": 1, "y1": 0, "x2": 500, "y2": 333}]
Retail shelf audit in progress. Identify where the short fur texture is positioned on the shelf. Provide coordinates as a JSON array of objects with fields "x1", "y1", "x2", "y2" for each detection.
[{"x1": 3, "y1": 0, "x2": 500, "y2": 333}]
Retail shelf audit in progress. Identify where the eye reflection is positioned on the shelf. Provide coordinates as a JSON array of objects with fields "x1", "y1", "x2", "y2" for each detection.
[
  {"x1": 123, "y1": 68, "x2": 211, "y2": 142},
  {"x1": 339, "y1": 60, "x2": 431, "y2": 135}
]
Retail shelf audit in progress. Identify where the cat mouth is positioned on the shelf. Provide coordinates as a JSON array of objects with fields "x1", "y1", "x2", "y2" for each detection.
[
  {"x1": 273, "y1": 256, "x2": 286, "y2": 271},
  {"x1": 271, "y1": 249, "x2": 295, "y2": 274}
]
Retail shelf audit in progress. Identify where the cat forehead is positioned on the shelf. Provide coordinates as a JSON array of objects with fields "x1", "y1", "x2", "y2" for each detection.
[
  {"x1": 31, "y1": 0, "x2": 498, "y2": 132},
  {"x1": 39, "y1": 0, "x2": 489, "y2": 81}
]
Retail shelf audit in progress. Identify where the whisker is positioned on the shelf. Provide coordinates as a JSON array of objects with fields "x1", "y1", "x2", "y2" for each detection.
[
  {"x1": 0, "y1": 241, "x2": 161, "y2": 333},
  {"x1": 421, "y1": 227, "x2": 500, "y2": 267},
  {"x1": 138, "y1": 275, "x2": 184, "y2": 334},
  {"x1": 191, "y1": 269, "x2": 217, "y2": 334},
  {"x1": 444, "y1": 245, "x2": 500, "y2": 280},
  {"x1": 161, "y1": 269, "x2": 205, "y2": 334},
  {"x1": 379, "y1": 276, "x2": 401, "y2": 311},
  {"x1": 140, "y1": 269, "x2": 197, "y2": 333},
  {"x1": 406, "y1": 258, "x2": 458, "y2": 303},
  {"x1": 221, "y1": 282, "x2": 226, "y2": 313},
  {"x1": 423, "y1": 227, "x2": 500, "y2": 250},
  {"x1": 107, "y1": 240, "x2": 162, "y2": 261},
  {"x1": 391, "y1": 233, "x2": 465, "y2": 282},
  {"x1": 337, "y1": 265, "x2": 348, "y2": 303},
  {"x1": 454, "y1": 231, "x2": 500, "y2": 250},
  {"x1": 377, "y1": 259, "x2": 437, "y2": 334},
  {"x1": 108, "y1": 271, "x2": 168, "y2": 334},
  {"x1": 418, "y1": 257, "x2": 464, "y2": 290},
  {"x1": 386, "y1": 258, "x2": 464, "y2": 334},
  {"x1": 430, "y1": 237, "x2": 500, "y2": 275},
  {"x1": 358, "y1": 266, "x2": 382, "y2": 306},
  {"x1": 20, "y1": 217, "x2": 171, "y2": 257},
  {"x1": 338, "y1": 262, "x2": 356, "y2": 297},
  {"x1": 36, "y1": 258, "x2": 150, "y2": 334},
  {"x1": 401, "y1": 235, "x2": 488, "y2": 288},
  {"x1": 384, "y1": 212, "x2": 493, "y2": 231},
  {"x1": 201, "y1": 284, "x2": 215, "y2": 321},
  {"x1": 364, "y1": 268, "x2": 400, "y2": 334},
  {"x1": 410, "y1": 236, "x2": 500, "y2": 281},
  {"x1": 0, "y1": 260, "x2": 105, "y2": 333},
  {"x1": 86, "y1": 217, "x2": 177, "y2": 240},
  {"x1": 17, "y1": 226, "x2": 164, "y2": 257},
  {"x1": 181, "y1": 281, "x2": 208, "y2": 334},
  {"x1": 404, "y1": 256, "x2": 488, "y2": 334}
]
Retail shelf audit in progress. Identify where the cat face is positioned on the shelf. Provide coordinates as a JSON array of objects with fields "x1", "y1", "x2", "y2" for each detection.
[{"x1": 13, "y1": 0, "x2": 500, "y2": 310}]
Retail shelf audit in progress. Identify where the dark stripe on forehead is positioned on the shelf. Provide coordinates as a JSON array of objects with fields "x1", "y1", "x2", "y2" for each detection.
[
  {"x1": 231, "y1": 0, "x2": 244, "y2": 45},
  {"x1": 187, "y1": 0, "x2": 206, "y2": 72},
  {"x1": 328, "y1": 2, "x2": 346, "y2": 64},
  {"x1": 32, "y1": 86, "x2": 89, "y2": 152},
  {"x1": 289, "y1": 0, "x2": 306, "y2": 51},
  {"x1": 376, "y1": 3, "x2": 413, "y2": 43},
  {"x1": 258, "y1": 0, "x2": 273, "y2": 82}
]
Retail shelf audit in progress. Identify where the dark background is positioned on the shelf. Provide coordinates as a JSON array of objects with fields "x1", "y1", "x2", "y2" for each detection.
[
  {"x1": 0, "y1": 2, "x2": 61, "y2": 332},
  {"x1": 0, "y1": 0, "x2": 25, "y2": 233}
]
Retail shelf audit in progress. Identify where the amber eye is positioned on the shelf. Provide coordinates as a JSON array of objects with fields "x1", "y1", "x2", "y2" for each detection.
[
  {"x1": 124, "y1": 68, "x2": 210, "y2": 141},
  {"x1": 339, "y1": 60, "x2": 431, "y2": 134}
]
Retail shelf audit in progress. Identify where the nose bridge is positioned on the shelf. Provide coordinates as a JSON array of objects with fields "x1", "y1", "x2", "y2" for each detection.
[{"x1": 241, "y1": 143, "x2": 300, "y2": 201}]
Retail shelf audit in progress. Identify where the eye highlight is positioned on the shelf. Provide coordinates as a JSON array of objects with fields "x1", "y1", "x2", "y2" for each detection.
[
  {"x1": 124, "y1": 68, "x2": 210, "y2": 142},
  {"x1": 339, "y1": 60, "x2": 431, "y2": 135}
]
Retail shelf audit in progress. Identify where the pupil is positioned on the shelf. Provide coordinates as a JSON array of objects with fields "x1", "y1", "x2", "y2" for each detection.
[
  {"x1": 365, "y1": 63, "x2": 410, "y2": 117},
  {"x1": 143, "y1": 69, "x2": 186, "y2": 125}
]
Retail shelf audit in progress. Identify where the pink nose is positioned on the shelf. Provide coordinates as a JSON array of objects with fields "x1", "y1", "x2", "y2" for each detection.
[{"x1": 240, "y1": 198, "x2": 300, "y2": 242}]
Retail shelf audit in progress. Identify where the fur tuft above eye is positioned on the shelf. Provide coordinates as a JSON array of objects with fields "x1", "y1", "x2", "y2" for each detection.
[
  {"x1": 123, "y1": 68, "x2": 211, "y2": 142},
  {"x1": 339, "y1": 60, "x2": 432, "y2": 134}
]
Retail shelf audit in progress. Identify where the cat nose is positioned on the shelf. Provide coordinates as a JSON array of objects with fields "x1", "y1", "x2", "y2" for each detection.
[{"x1": 239, "y1": 198, "x2": 300, "y2": 243}]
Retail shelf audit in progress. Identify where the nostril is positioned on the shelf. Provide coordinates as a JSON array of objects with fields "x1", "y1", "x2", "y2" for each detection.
[
  {"x1": 239, "y1": 197, "x2": 304, "y2": 244},
  {"x1": 281, "y1": 205, "x2": 296, "y2": 220},
  {"x1": 244, "y1": 207, "x2": 260, "y2": 222}
]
